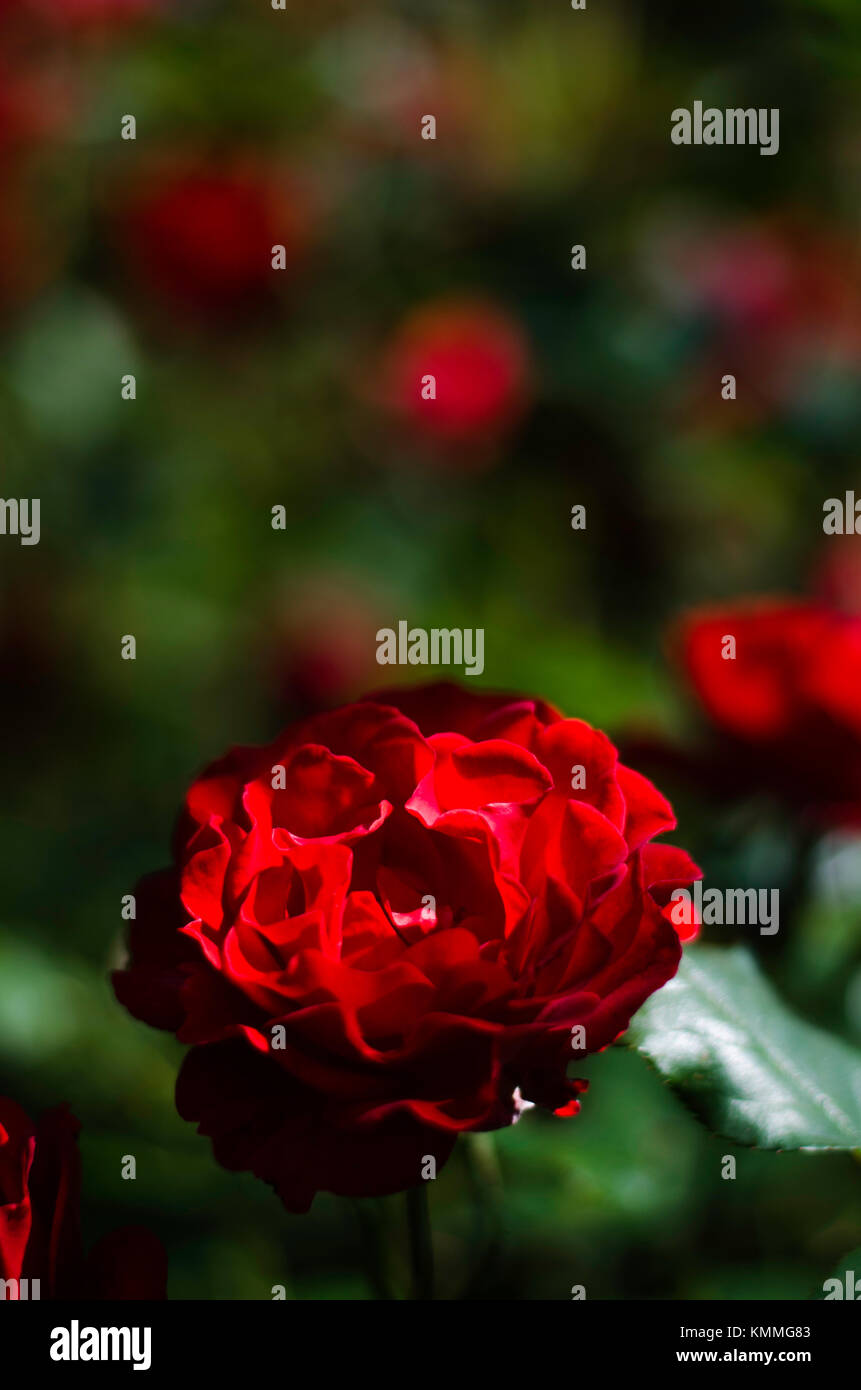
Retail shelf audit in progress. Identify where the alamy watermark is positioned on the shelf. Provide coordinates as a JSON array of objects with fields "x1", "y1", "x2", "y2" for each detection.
[
  {"x1": 823, "y1": 492, "x2": 861, "y2": 534},
  {"x1": 1, "y1": 1278, "x2": 40, "y2": 1299},
  {"x1": 671, "y1": 102, "x2": 779, "y2": 156},
  {"x1": 50, "y1": 1321, "x2": 151, "y2": 1371},
  {"x1": 670, "y1": 882, "x2": 779, "y2": 936},
  {"x1": 376, "y1": 622, "x2": 484, "y2": 677},
  {"x1": 0, "y1": 498, "x2": 40, "y2": 545}
]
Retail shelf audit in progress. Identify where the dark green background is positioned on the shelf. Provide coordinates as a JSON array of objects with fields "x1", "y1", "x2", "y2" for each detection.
[{"x1": 1, "y1": 0, "x2": 859, "y2": 1298}]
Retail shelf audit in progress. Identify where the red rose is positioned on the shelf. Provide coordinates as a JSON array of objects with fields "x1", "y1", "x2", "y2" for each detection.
[
  {"x1": 114, "y1": 684, "x2": 698, "y2": 1213},
  {"x1": 118, "y1": 161, "x2": 307, "y2": 322},
  {"x1": 0, "y1": 1098, "x2": 166, "y2": 1299},
  {"x1": 673, "y1": 600, "x2": 861, "y2": 825},
  {"x1": 381, "y1": 300, "x2": 531, "y2": 445}
]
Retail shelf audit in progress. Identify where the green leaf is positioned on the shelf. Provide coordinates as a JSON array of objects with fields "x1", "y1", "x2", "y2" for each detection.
[{"x1": 626, "y1": 946, "x2": 861, "y2": 1150}]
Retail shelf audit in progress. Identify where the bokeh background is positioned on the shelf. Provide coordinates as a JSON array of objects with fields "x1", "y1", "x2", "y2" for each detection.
[{"x1": 1, "y1": 0, "x2": 860, "y2": 1299}]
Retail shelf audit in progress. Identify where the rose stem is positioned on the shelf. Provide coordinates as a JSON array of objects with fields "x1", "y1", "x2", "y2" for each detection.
[
  {"x1": 457, "y1": 1132, "x2": 504, "y2": 1298},
  {"x1": 352, "y1": 1198, "x2": 395, "y2": 1300},
  {"x1": 406, "y1": 1185, "x2": 435, "y2": 1300}
]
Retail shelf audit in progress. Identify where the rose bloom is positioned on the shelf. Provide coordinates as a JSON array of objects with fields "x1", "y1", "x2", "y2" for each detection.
[
  {"x1": 660, "y1": 600, "x2": 861, "y2": 826},
  {"x1": 118, "y1": 161, "x2": 306, "y2": 322},
  {"x1": 0, "y1": 1098, "x2": 166, "y2": 1299},
  {"x1": 381, "y1": 300, "x2": 531, "y2": 445},
  {"x1": 115, "y1": 684, "x2": 698, "y2": 1212}
]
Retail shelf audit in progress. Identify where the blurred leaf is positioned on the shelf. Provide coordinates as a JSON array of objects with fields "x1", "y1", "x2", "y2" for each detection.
[
  {"x1": 0, "y1": 931, "x2": 178, "y2": 1109},
  {"x1": 627, "y1": 946, "x2": 861, "y2": 1150},
  {"x1": 6, "y1": 287, "x2": 138, "y2": 448}
]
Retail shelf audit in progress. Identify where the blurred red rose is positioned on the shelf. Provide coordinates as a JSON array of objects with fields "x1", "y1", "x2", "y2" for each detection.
[
  {"x1": 0, "y1": 1098, "x2": 167, "y2": 1299},
  {"x1": 663, "y1": 600, "x2": 861, "y2": 826},
  {"x1": 0, "y1": 2, "x2": 152, "y2": 160},
  {"x1": 24, "y1": 0, "x2": 160, "y2": 28},
  {"x1": 266, "y1": 580, "x2": 383, "y2": 718},
  {"x1": 114, "y1": 684, "x2": 698, "y2": 1212},
  {"x1": 381, "y1": 300, "x2": 531, "y2": 445},
  {"x1": 0, "y1": 57, "x2": 77, "y2": 164},
  {"x1": 688, "y1": 226, "x2": 859, "y2": 356},
  {"x1": 118, "y1": 161, "x2": 307, "y2": 322},
  {"x1": 644, "y1": 216, "x2": 861, "y2": 429}
]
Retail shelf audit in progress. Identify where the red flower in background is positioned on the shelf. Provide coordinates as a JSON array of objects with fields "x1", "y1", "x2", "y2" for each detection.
[
  {"x1": 118, "y1": 161, "x2": 308, "y2": 322},
  {"x1": 114, "y1": 684, "x2": 698, "y2": 1212},
  {"x1": 22, "y1": 0, "x2": 160, "y2": 29},
  {"x1": 381, "y1": 300, "x2": 531, "y2": 446},
  {"x1": 0, "y1": 1098, "x2": 167, "y2": 1299},
  {"x1": 0, "y1": 1, "x2": 79, "y2": 167},
  {"x1": 0, "y1": 59, "x2": 77, "y2": 166},
  {"x1": 687, "y1": 226, "x2": 858, "y2": 351},
  {"x1": 0, "y1": 0, "x2": 158, "y2": 165},
  {"x1": 643, "y1": 216, "x2": 861, "y2": 429},
  {"x1": 265, "y1": 579, "x2": 384, "y2": 718},
  {"x1": 627, "y1": 600, "x2": 861, "y2": 828}
]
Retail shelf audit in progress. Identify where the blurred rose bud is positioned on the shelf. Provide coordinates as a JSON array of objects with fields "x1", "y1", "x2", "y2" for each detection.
[
  {"x1": 265, "y1": 579, "x2": 383, "y2": 718},
  {"x1": 380, "y1": 298, "x2": 531, "y2": 447},
  {"x1": 116, "y1": 159, "x2": 309, "y2": 323}
]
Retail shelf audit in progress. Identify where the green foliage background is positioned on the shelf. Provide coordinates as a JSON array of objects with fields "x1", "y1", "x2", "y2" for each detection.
[{"x1": 0, "y1": 0, "x2": 859, "y2": 1298}]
